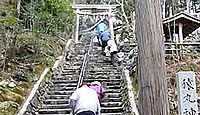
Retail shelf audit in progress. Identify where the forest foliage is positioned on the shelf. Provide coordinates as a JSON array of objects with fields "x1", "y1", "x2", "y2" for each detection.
[
  {"x1": 0, "y1": 0, "x2": 74, "y2": 114},
  {"x1": 0, "y1": 0, "x2": 75, "y2": 70}
]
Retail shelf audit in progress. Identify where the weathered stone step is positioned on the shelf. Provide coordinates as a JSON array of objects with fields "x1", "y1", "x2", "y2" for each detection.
[
  {"x1": 48, "y1": 87, "x2": 75, "y2": 91},
  {"x1": 62, "y1": 69, "x2": 80, "y2": 73},
  {"x1": 101, "y1": 113, "x2": 124, "y2": 115},
  {"x1": 54, "y1": 75, "x2": 121, "y2": 80},
  {"x1": 88, "y1": 64, "x2": 117, "y2": 68},
  {"x1": 51, "y1": 77, "x2": 78, "y2": 81},
  {"x1": 102, "y1": 97, "x2": 123, "y2": 102},
  {"x1": 44, "y1": 94, "x2": 123, "y2": 103},
  {"x1": 63, "y1": 65, "x2": 81, "y2": 70},
  {"x1": 52, "y1": 80, "x2": 78, "y2": 84},
  {"x1": 46, "y1": 90, "x2": 73, "y2": 95},
  {"x1": 52, "y1": 75, "x2": 121, "y2": 80},
  {"x1": 41, "y1": 104, "x2": 69, "y2": 109},
  {"x1": 38, "y1": 114, "x2": 68, "y2": 115},
  {"x1": 46, "y1": 89, "x2": 121, "y2": 96},
  {"x1": 87, "y1": 71, "x2": 121, "y2": 75},
  {"x1": 43, "y1": 99, "x2": 69, "y2": 104},
  {"x1": 101, "y1": 106, "x2": 124, "y2": 113},
  {"x1": 104, "y1": 89, "x2": 121, "y2": 93},
  {"x1": 83, "y1": 79, "x2": 121, "y2": 82},
  {"x1": 50, "y1": 82, "x2": 122, "y2": 88},
  {"x1": 85, "y1": 75, "x2": 121, "y2": 79},
  {"x1": 50, "y1": 83, "x2": 77, "y2": 88},
  {"x1": 107, "y1": 93, "x2": 122, "y2": 98},
  {"x1": 87, "y1": 69, "x2": 119, "y2": 73},
  {"x1": 60, "y1": 73, "x2": 78, "y2": 76},
  {"x1": 44, "y1": 92, "x2": 123, "y2": 101},
  {"x1": 44, "y1": 94, "x2": 71, "y2": 99},
  {"x1": 41, "y1": 103, "x2": 123, "y2": 111},
  {"x1": 38, "y1": 108, "x2": 70, "y2": 114},
  {"x1": 101, "y1": 102, "x2": 123, "y2": 107},
  {"x1": 52, "y1": 79, "x2": 121, "y2": 84},
  {"x1": 88, "y1": 66, "x2": 119, "y2": 70}
]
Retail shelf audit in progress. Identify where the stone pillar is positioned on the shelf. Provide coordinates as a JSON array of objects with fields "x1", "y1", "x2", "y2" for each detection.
[
  {"x1": 162, "y1": 0, "x2": 166, "y2": 19},
  {"x1": 108, "y1": 8, "x2": 118, "y2": 44},
  {"x1": 179, "y1": 22, "x2": 183, "y2": 43},
  {"x1": 75, "y1": 9, "x2": 80, "y2": 43}
]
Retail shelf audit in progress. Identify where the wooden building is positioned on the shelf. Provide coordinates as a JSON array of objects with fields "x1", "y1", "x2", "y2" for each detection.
[{"x1": 163, "y1": 12, "x2": 200, "y2": 43}]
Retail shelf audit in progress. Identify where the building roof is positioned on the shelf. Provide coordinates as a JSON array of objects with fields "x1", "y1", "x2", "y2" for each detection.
[{"x1": 163, "y1": 12, "x2": 200, "y2": 39}]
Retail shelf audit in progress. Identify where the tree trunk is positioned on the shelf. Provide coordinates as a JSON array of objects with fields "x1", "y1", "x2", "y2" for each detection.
[{"x1": 135, "y1": 0, "x2": 170, "y2": 115}]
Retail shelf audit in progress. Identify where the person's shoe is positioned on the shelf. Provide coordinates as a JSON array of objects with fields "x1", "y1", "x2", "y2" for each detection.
[{"x1": 101, "y1": 52, "x2": 106, "y2": 56}]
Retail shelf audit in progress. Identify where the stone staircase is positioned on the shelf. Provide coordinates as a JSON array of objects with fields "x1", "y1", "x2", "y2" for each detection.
[
  {"x1": 84, "y1": 45, "x2": 130, "y2": 115},
  {"x1": 22, "y1": 40, "x2": 133, "y2": 115}
]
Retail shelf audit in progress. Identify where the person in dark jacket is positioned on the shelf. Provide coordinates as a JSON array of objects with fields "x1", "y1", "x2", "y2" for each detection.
[{"x1": 99, "y1": 31, "x2": 111, "y2": 53}]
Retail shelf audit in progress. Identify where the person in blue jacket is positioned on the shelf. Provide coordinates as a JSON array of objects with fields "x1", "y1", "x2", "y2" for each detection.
[{"x1": 96, "y1": 19, "x2": 108, "y2": 44}]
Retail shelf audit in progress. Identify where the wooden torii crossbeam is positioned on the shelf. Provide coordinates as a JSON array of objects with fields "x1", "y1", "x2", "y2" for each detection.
[
  {"x1": 72, "y1": 4, "x2": 119, "y2": 10},
  {"x1": 72, "y1": 4, "x2": 118, "y2": 43}
]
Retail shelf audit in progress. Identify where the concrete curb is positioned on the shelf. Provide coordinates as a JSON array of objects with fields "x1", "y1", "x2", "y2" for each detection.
[
  {"x1": 123, "y1": 68, "x2": 139, "y2": 115},
  {"x1": 17, "y1": 68, "x2": 49, "y2": 115}
]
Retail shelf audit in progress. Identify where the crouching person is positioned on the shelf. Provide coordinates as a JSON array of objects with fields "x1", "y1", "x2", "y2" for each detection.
[{"x1": 69, "y1": 82, "x2": 101, "y2": 115}]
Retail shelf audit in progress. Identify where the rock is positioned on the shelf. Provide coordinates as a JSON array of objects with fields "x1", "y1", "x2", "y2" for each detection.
[
  {"x1": 8, "y1": 82, "x2": 16, "y2": 88},
  {"x1": 32, "y1": 76, "x2": 39, "y2": 82},
  {"x1": 0, "y1": 101, "x2": 19, "y2": 109},
  {"x1": 0, "y1": 101, "x2": 19, "y2": 115},
  {"x1": 0, "y1": 80, "x2": 9, "y2": 88},
  {"x1": 0, "y1": 87, "x2": 24, "y2": 104},
  {"x1": 12, "y1": 69, "x2": 28, "y2": 82}
]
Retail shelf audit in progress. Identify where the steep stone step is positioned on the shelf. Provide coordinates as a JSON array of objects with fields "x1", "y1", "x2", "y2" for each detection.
[
  {"x1": 41, "y1": 104, "x2": 69, "y2": 109},
  {"x1": 85, "y1": 75, "x2": 121, "y2": 79},
  {"x1": 63, "y1": 65, "x2": 81, "y2": 70},
  {"x1": 51, "y1": 80, "x2": 78, "y2": 84},
  {"x1": 52, "y1": 76, "x2": 121, "y2": 81},
  {"x1": 62, "y1": 69, "x2": 80, "y2": 73},
  {"x1": 102, "y1": 97, "x2": 123, "y2": 102},
  {"x1": 51, "y1": 77, "x2": 78, "y2": 82},
  {"x1": 101, "y1": 106, "x2": 124, "y2": 113},
  {"x1": 44, "y1": 94, "x2": 71, "y2": 100},
  {"x1": 101, "y1": 102, "x2": 123, "y2": 107},
  {"x1": 101, "y1": 113, "x2": 124, "y2": 115},
  {"x1": 42, "y1": 99, "x2": 69, "y2": 104},
  {"x1": 87, "y1": 71, "x2": 121, "y2": 75},
  {"x1": 53, "y1": 79, "x2": 121, "y2": 84},
  {"x1": 38, "y1": 108, "x2": 70, "y2": 114},
  {"x1": 47, "y1": 87, "x2": 75, "y2": 91},
  {"x1": 83, "y1": 79, "x2": 121, "y2": 82},
  {"x1": 87, "y1": 69, "x2": 119, "y2": 73},
  {"x1": 49, "y1": 83, "x2": 77, "y2": 88},
  {"x1": 46, "y1": 90, "x2": 73, "y2": 95}
]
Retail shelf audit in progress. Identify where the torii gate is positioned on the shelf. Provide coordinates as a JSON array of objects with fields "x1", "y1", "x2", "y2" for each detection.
[{"x1": 72, "y1": 4, "x2": 118, "y2": 43}]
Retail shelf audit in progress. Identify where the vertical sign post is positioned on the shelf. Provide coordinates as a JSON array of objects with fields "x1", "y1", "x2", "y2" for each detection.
[{"x1": 177, "y1": 71, "x2": 198, "y2": 115}]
